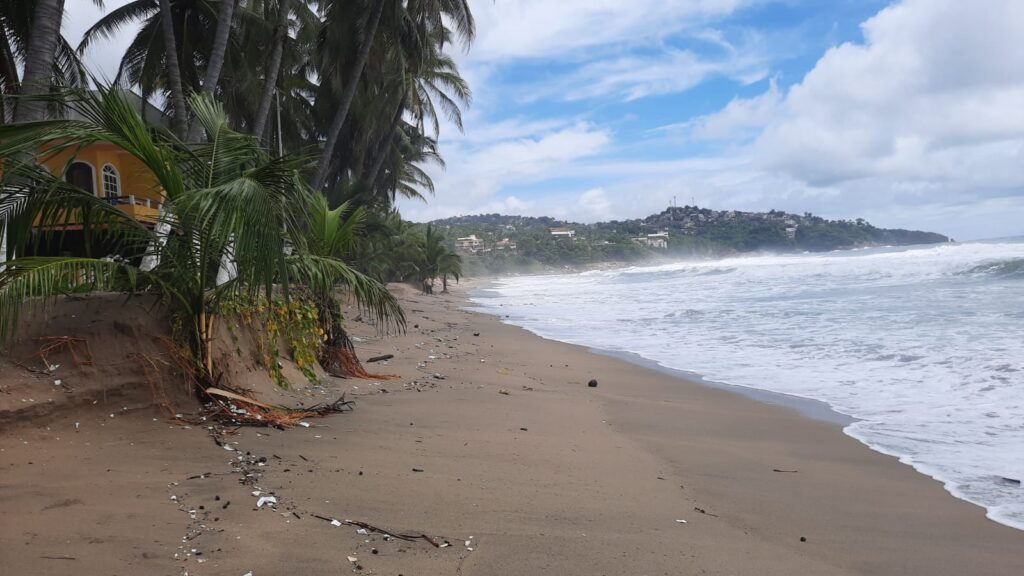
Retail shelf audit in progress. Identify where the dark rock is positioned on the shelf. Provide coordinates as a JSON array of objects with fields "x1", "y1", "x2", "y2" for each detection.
[
  {"x1": 587, "y1": 379, "x2": 598, "y2": 388},
  {"x1": 800, "y1": 536, "x2": 807, "y2": 542}
]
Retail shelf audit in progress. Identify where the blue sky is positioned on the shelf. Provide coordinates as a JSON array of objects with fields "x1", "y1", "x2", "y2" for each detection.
[{"x1": 71, "y1": 0, "x2": 1024, "y2": 240}]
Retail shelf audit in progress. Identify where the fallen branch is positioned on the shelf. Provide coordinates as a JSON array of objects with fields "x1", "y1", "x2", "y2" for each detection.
[
  {"x1": 309, "y1": 514, "x2": 441, "y2": 547},
  {"x1": 773, "y1": 468, "x2": 799, "y2": 473}
]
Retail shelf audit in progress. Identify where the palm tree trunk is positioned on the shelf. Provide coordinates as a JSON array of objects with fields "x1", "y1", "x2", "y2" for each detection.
[
  {"x1": 310, "y1": 0, "x2": 385, "y2": 191},
  {"x1": 0, "y1": 27, "x2": 18, "y2": 124},
  {"x1": 187, "y1": 0, "x2": 237, "y2": 142},
  {"x1": 365, "y1": 91, "x2": 407, "y2": 188},
  {"x1": 251, "y1": 0, "x2": 291, "y2": 140},
  {"x1": 158, "y1": 0, "x2": 189, "y2": 140},
  {"x1": 13, "y1": 0, "x2": 63, "y2": 124}
]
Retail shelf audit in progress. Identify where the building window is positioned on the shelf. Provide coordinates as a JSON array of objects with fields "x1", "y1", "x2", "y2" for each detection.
[{"x1": 101, "y1": 164, "x2": 120, "y2": 200}]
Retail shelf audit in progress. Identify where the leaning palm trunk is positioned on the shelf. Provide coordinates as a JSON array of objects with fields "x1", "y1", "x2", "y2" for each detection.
[
  {"x1": 187, "y1": 0, "x2": 237, "y2": 142},
  {"x1": 158, "y1": 0, "x2": 189, "y2": 140},
  {"x1": 251, "y1": 0, "x2": 291, "y2": 140},
  {"x1": 311, "y1": 0, "x2": 385, "y2": 190},
  {"x1": 13, "y1": 0, "x2": 63, "y2": 124}
]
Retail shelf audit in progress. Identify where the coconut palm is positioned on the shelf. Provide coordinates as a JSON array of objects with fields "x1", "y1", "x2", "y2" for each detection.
[
  {"x1": 310, "y1": 0, "x2": 474, "y2": 191},
  {"x1": 0, "y1": 87, "x2": 401, "y2": 383},
  {"x1": 1, "y1": 0, "x2": 95, "y2": 123}
]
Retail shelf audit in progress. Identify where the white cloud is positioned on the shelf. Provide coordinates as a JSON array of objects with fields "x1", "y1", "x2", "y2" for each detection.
[
  {"x1": 663, "y1": 77, "x2": 782, "y2": 140},
  {"x1": 400, "y1": 121, "x2": 612, "y2": 221},
  {"x1": 549, "y1": 47, "x2": 768, "y2": 102},
  {"x1": 575, "y1": 188, "x2": 614, "y2": 221},
  {"x1": 469, "y1": 0, "x2": 748, "y2": 61},
  {"x1": 753, "y1": 0, "x2": 1024, "y2": 190}
]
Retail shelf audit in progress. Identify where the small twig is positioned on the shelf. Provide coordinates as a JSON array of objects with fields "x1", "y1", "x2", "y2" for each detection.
[
  {"x1": 773, "y1": 468, "x2": 799, "y2": 473},
  {"x1": 40, "y1": 556, "x2": 76, "y2": 560},
  {"x1": 694, "y1": 506, "x2": 719, "y2": 517}
]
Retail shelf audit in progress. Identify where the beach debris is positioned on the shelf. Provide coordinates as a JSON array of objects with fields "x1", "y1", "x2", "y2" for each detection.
[
  {"x1": 412, "y1": 468, "x2": 425, "y2": 472},
  {"x1": 497, "y1": 368, "x2": 509, "y2": 375},
  {"x1": 694, "y1": 506, "x2": 719, "y2": 517},
  {"x1": 773, "y1": 468, "x2": 799, "y2": 473},
  {"x1": 473, "y1": 332, "x2": 480, "y2": 336},
  {"x1": 40, "y1": 556, "x2": 76, "y2": 560},
  {"x1": 675, "y1": 519, "x2": 688, "y2": 524},
  {"x1": 256, "y1": 496, "x2": 277, "y2": 508},
  {"x1": 432, "y1": 373, "x2": 446, "y2": 380},
  {"x1": 311, "y1": 514, "x2": 443, "y2": 547},
  {"x1": 587, "y1": 379, "x2": 598, "y2": 388},
  {"x1": 520, "y1": 427, "x2": 528, "y2": 431},
  {"x1": 800, "y1": 536, "x2": 807, "y2": 542},
  {"x1": 367, "y1": 354, "x2": 394, "y2": 363},
  {"x1": 1000, "y1": 477, "x2": 1021, "y2": 486},
  {"x1": 243, "y1": 572, "x2": 253, "y2": 576},
  {"x1": 347, "y1": 556, "x2": 358, "y2": 563},
  {"x1": 298, "y1": 422, "x2": 311, "y2": 428},
  {"x1": 356, "y1": 528, "x2": 369, "y2": 535},
  {"x1": 498, "y1": 388, "x2": 510, "y2": 395},
  {"x1": 371, "y1": 548, "x2": 378, "y2": 555}
]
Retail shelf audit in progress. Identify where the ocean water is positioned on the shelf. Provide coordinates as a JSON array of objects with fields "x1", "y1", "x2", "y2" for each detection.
[{"x1": 470, "y1": 239, "x2": 1024, "y2": 530}]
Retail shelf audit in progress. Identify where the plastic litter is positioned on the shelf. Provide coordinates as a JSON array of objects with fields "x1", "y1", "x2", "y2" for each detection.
[
  {"x1": 675, "y1": 519, "x2": 687, "y2": 523},
  {"x1": 298, "y1": 422, "x2": 311, "y2": 428},
  {"x1": 256, "y1": 496, "x2": 277, "y2": 508},
  {"x1": 331, "y1": 519, "x2": 342, "y2": 527},
  {"x1": 347, "y1": 556, "x2": 358, "y2": 563}
]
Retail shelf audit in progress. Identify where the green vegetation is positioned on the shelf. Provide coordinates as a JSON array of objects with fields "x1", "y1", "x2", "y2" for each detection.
[
  {"x1": 0, "y1": 1, "x2": 477, "y2": 387},
  {"x1": 433, "y1": 208, "x2": 949, "y2": 273}
]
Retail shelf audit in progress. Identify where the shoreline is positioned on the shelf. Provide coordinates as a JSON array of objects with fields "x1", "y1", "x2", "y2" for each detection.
[{"x1": 2, "y1": 285, "x2": 1022, "y2": 574}]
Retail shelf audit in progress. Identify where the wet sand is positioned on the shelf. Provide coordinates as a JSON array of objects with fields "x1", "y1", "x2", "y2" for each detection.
[{"x1": 2, "y1": 286, "x2": 1022, "y2": 575}]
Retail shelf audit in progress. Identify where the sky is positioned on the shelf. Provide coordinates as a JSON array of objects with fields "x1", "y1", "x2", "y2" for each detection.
[{"x1": 68, "y1": 0, "x2": 1024, "y2": 241}]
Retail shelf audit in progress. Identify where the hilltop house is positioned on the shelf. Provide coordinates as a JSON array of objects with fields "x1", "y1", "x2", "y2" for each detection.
[
  {"x1": 455, "y1": 234, "x2": 484, "y2": 252},
  {"x1": 548, "y1": 227, "x2": 575, "y2": 239},
  {"x1": 634, "y1": 231, "x2": 669, "y2": 249}
]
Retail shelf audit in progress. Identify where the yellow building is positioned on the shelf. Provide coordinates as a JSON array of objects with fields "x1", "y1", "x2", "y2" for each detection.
[{"x1": 40, "y1": 141, "x2": 164, "y2": 227}]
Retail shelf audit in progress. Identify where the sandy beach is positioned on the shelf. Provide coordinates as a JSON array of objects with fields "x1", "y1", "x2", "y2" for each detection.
[{"x1": 2, "y1": 285, "x2": 1022, "y2": 575}]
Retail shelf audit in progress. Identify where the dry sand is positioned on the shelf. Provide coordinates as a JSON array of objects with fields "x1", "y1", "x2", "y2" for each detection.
[{"x1": 2, "y1": 286, "x2": 1022, "y2": 575}]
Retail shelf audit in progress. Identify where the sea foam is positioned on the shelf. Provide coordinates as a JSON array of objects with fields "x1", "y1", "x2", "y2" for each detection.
[{"x1": 472, "y1": 239, "x2": 1024, "y2": 530}]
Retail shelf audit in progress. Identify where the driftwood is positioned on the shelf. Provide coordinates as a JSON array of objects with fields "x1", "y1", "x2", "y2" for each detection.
[
  {"x1": 366, "y1": 354, "x2": 394, "y2": 363},
  {"x1": 310, "y1": 514, "x2": 442, "y2": 548}
]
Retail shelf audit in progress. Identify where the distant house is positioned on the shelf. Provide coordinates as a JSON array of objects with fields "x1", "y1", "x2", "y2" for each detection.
[
  {"x1": 455, "y1": 234, "x2": 484, "y2": 252},
  {"x1": 633, "y1": 231, "x2": 669, "y2": 249},
  {"x1": 494, "y1": 238, "x2": 517, "y2": 251},
  {"x1": 785, "y1": 226, "x2": 798, "y2": 239},
  {"x1": 548, "y1": 227, "x2": 576, "y2": 239}
]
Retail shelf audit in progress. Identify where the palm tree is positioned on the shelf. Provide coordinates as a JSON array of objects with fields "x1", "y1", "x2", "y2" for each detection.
[
  {"x1": 12, "y1": 0, "x2": 63, "y2": 124},
  {"x1": 310, "y1": 0, "x2": 475, "y2": 191},
  {"x1": 310, "y1": 0, "x2": 386, "y2": 190},
  {"x1": 157, "y1": 0, "x2": 188, "y2": 138},
  {"x1": 0, "y1": 87, "x2": 401, "y2": 383},
  {"x1": 1, "y1": 0, "x2": 93, "y2": 123},
  {"x1": 185, "y1": 0, "x2": 237, "y2": 141},
  {"x1": 250, "y1": 0, "x2": 292, "y2": 140}
]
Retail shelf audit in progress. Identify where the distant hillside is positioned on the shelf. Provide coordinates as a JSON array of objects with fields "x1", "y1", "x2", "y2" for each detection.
[{"x1": 430, "y1": 207, "x2": 949, "y2": 274}]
